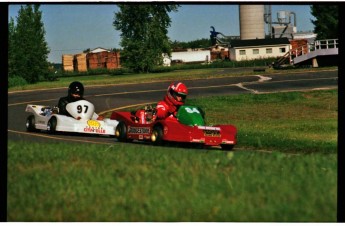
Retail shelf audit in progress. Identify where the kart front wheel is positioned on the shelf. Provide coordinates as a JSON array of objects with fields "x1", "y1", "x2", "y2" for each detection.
[
  {"x1": 47, "y1": 117, "x2": 57, "y2": 133},
  {"x1": 26, "y1": 115, "x2": 37, "y2": 132},
  {"x1": 115, "y1": 121, "x2": 128, "y2": 142},
  {"x1": 151, "y1": 126, "x2": 163, "y2": 145}
]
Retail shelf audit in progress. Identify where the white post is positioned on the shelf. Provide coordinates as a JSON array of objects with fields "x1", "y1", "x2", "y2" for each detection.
[{"x1": 312, "y1": 58, "x2": 319, "y2": 68}]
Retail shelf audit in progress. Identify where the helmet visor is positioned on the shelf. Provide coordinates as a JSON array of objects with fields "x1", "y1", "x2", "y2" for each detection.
[
  {"x1": 173, "y1": 91, "x2": 186, "y2": 102},
  {"x1": 72, "y1": 89, "x2": 82, "y2": 95}
]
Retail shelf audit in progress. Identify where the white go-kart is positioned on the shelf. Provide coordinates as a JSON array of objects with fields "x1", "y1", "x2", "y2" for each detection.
[{"x1": 25, "y1": 100, "x2": 119, "y2": 136}]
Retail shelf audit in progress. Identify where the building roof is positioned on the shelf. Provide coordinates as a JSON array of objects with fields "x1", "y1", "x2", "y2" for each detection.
[
  {"x1": 90, "y1": 47, "x2": 111, "y2": 53},
  {"x1": 230, "y1": 38, "x2": 290, "y2": 48}
]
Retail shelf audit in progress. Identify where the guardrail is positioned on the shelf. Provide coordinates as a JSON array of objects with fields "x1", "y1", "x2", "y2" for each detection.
[
  {"x1": 313, "y1": 39, "x2": 338, "y2": 50},
  {"x1": 292, "y1": 39, "x2": 338, "y2": 65}
]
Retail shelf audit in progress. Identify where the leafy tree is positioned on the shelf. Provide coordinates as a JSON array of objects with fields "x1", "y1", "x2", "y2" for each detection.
[
  {"x1": 8, "y1": 17, "x2": 16, "y2": 78},
  {"x1": 310, "y1": 5, "x2": 338, "y2": 39},
  {"x1": 113, "y1": 4, "x2": 179, "y2": 73},
  {"x1": 171, "y1": 38, "x2": 211, "y2": 50},
  {"x1": 9, "y1": 5, "x2": 50, "y2": 83}
]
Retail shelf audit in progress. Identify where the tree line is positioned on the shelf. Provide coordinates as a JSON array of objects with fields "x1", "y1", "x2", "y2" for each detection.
[
  {"x1": 8, "y1": 4, "x2": 338, "y2": 85},
  {"x1": 9, "y1": 5, "x2": 50, "y2": 85}
]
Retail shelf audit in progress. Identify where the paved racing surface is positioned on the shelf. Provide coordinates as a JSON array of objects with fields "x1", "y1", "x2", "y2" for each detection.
[{"x1": 8, "y1": 69, "x2": 338, "y2": 145}]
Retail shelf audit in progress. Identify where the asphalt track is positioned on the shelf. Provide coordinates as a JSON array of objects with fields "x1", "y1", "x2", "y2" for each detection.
[{"x1": 8, "y1": 68, "x2": 338, "y2": 145}]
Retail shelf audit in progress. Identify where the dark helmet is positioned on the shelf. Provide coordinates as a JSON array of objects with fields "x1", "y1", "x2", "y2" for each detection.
[{"x1": 68, "y1": 81, "x2": 84, "y2": 98}]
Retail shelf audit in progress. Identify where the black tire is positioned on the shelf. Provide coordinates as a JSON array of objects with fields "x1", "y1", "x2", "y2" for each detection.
[
  {"x1": 220, "y1": 144, "x2": 234, "y2": 151},
  {"x1": 151, "y1": 125, "x2": 163, "y2": 145},
  {"x1": 26, "y1": 115, "x2": 37, "y2": 132},
  {"x1": 47, "y1": 117, "x2": 57, "y2": 134},
  {"x1": 115, "y1": 121, "x2": 128, "y2": 142}
]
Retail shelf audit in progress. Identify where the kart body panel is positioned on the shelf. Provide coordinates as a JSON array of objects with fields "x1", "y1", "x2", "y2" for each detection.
[
  {"x1": 110, "y1": 105, "x2": 237, "y2": 148},
  {"x1": 25, "y1": 100, "x2": 118, "y2": 136}
]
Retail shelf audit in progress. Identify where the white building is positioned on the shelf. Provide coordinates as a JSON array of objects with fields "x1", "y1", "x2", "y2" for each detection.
[
  {"x1": 293, "y1": 32, "x2": 317, "y2": 44},
  {"x1": 229, "y1": 38, "x2": 291, "y2": 61},
  {"x1": 163, "y1": 49, "x2": 211, "y2": 66}
]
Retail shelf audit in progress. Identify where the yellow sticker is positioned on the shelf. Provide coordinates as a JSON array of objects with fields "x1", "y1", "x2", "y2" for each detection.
[{"x1": 87, "y1": 120, "x2": 100, "y2": 128}]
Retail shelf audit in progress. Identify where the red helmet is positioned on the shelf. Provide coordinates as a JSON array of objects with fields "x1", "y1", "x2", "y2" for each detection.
[{"x1": 164, "y1": 82, "x2": 188, "y2": 106}]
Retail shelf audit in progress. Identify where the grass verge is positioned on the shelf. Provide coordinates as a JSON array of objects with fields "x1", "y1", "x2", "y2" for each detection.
[
  {"x1": 7, "y1": 89, "x2": 338, "y2": 221},
  {"x1": 7, "y1": 142, "x2": 337, "y2": 222},
  {"x1": 186, "y1": 89, "x2": 338, "y2": 154}
]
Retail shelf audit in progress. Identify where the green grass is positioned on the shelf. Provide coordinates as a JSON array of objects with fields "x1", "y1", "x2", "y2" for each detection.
[
  {"x1": 7, "y1": 142, "x2": 337, "y2": 222},
  {"x1": 7, "y1": 89, "x2": 337, "y2": 221},
  {"x1": 186, "y1": 90, "x2": 338, "y2": 154}
]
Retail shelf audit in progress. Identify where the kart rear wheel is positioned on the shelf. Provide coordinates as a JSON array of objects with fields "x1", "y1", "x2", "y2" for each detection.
[
  {"x1": 47, "y1": 117, "x2": 57, "y2": 133},
  {"x1": 115, "y1": 121, "x2": 128, "y2": 142},
  {"x1": 151, "y1": 126, "x2": 163, "y2": 145},
  {"x1": 26, "y1": 115, "x2": 37, "y2": 132},
  {"x1": 221, "y1": 144, "x2": 234, "y2": 151}
]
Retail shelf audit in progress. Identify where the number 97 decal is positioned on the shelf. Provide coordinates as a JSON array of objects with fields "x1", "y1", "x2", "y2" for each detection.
[{"x1": 77, "y1": 105, "x2": 89, "y2": 114}]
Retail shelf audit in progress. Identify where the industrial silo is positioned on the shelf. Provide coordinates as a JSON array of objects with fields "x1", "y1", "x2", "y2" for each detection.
[{"x1": 239, "y1": 5, "x2": 265, "y2": 40}]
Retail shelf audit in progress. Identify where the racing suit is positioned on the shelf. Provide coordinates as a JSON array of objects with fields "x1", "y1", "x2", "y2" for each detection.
[{"x1": 156, "y1": 96, "x2": 179, "y2": 119}]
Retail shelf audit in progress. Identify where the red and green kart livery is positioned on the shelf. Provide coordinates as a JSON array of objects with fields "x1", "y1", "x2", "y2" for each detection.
[{"x1": 110, "y1": 105, "x2": 237, "y2": 150}]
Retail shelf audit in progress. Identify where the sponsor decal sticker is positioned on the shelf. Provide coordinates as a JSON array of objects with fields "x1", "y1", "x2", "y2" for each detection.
[
  {"x1": 84, "y1": 120, "x2": 105, "y2": 134},
  {"x1": 87, "y1": 120, "x2": 101, "y2": 128},
  {"x1": 84, "y1": 127, "x2": 106, "y2": 134},
  {"x1": 128, "y1": 126, "x2": 151, "y2": 134},
  {"x1": 198, "y1": 126, "x2": 220, "y2": 131},
  {"x1": 204, "y1": 130, "x2": 221, "y2": 137}
]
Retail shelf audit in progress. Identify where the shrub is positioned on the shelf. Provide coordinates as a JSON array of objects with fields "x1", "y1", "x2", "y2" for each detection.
[
  {"x1": 87, "y1": 68, "x2": 110, "y2": 75},
  {"x1": 150, "y1": 66, "x2": 174, "y2": 73},
  {"x1": 8, "y1": 76, "x2": 28, "y2": 88},
  {"x1": 109, "y1": 68, "x2": 132, "y2": 76}
]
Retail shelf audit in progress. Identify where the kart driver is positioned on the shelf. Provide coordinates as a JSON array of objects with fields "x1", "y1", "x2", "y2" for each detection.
[
  {"x1": 58, "y1": 81, "x2": 104, "y2": 120},
  {"x1": 156, "y1": 82, "x2": 188, "y2": 119}
]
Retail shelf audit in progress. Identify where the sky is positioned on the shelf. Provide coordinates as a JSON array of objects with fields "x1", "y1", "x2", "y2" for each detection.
[{"x1": 8, "y1": 4, "x2": 316, "y2": 63}]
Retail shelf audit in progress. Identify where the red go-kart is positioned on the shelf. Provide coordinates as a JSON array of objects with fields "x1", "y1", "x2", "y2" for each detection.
[{"x1": 110, "y1": 105, "x2": 237, "y2": 150}]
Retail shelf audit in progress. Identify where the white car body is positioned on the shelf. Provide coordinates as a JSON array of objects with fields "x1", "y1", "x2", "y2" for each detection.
[{"x1": 25, "y1": 100, "x2": 118, "y2": 136}]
